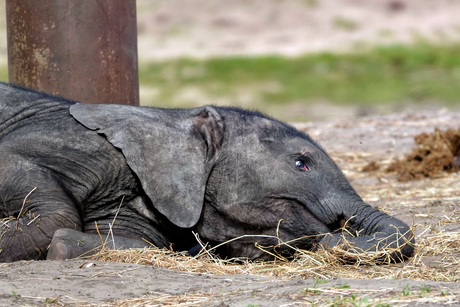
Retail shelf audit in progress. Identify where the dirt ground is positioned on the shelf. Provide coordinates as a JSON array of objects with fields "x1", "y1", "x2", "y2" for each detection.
[
  {"x1": 0, "y1": 110, "x2": 459, "y2": 306},
  {"x1": 1, "y1": 1, "x2": 459, "y2": 306}
]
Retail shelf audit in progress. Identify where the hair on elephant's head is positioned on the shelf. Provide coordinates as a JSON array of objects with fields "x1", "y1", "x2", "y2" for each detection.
[{"x1": 70, "y1": 104, "x2": 414, "y2": 262}]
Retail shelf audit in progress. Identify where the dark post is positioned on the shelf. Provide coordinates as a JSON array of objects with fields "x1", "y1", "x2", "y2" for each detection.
[{"x1": 6, "y1": 0, "x2": 139, "y2": 105}]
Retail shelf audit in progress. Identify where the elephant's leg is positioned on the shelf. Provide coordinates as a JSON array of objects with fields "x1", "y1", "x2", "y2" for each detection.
[
  {"x1": 47, "y1": 228, "x2": 150, "y2": 260},
  {"x1": 0, "y1": 208, "x2": 81, "y2": 262},
  {"x1": 0, "y1": 168, "x2": 83, "y2": 262}
]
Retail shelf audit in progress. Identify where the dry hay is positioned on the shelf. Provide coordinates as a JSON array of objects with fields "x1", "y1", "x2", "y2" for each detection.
[
  {"x1": 109, "y1": 292, "x2": 228, "y2": 307},
  {"x1": 365, "y1": 128, "x2": 460, "y2": 181},
  {"x1": 89, "y1": 227, "x2": 459, "y2": 283},
  {"x1": 85, "y1": 229, "x2": 459, "y2": 306}
]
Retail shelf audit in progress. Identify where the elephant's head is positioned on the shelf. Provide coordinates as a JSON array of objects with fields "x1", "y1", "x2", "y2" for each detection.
[
  {"x1": 195, "y1": 108, "x2": 414, "y2": 261},
  {"x1": 70, "y1": 104, "x2": 414, "y2": 262}
]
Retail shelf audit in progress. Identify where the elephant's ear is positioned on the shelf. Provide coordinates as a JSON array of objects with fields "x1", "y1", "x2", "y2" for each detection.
[{"x1": 69, "y1": 103, "x2": 224, "y2": 228}]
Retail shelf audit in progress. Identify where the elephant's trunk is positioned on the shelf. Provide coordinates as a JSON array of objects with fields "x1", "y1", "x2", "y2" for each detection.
[{"x1": 320, "y1": 201, "x2": 415, "y2": 262}]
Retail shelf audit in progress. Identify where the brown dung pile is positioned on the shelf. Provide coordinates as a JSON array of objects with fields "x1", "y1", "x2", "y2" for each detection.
[{"x1": 386, "y1": 128, "x2": 460, "y2": 181}]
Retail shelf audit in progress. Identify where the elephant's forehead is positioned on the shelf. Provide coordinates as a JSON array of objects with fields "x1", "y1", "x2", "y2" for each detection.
[{"x1": 279, "y1": 137, "x2": 318, "y2": 153}]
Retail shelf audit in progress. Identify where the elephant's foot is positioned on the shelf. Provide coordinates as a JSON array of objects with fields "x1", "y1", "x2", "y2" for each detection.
[
  {"x1": 47, "y1": 240, "x2": 72, "y2": 260},
  {"x1": 47, "y1": 228, "x2": 150, "y2": 260},
  {"x1": 0, "y1": 211, "x2": 81, "y2": 262},
  {"x1": 47, "y1": 228, "x2": 101, "y2": 260}
]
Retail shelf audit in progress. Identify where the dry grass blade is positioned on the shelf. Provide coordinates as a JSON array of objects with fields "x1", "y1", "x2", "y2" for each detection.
[
  {"x1": 17, "y1": 187, "x2": 37, "y2": 219},
  {"x1": 0, "y1": 216, "x2": 14, "y2": 229}
]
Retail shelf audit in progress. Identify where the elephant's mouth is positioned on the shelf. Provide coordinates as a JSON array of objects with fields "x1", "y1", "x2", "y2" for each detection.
[
  {"x1": 270, "y1": 195, "x2": 351, "y2": 235},
  {"x1": 326, "y1": 214, "x2": 348, "y2": 233},
  {"x1": 292, "y1": 198, "x2": 356, "y2": 237}
]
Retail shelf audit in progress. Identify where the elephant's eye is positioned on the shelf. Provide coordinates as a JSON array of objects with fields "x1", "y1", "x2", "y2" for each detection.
[{"x1": 295, "y1": 160, "x2": 309, "y2": 171}]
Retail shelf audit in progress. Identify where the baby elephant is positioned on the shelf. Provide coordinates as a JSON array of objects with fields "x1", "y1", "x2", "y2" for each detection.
[{"x1": 0, "y1": 83, "x2": 414, "y2": 262}]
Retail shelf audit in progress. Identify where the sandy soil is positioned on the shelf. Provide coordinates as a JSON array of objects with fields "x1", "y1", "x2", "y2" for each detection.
[
  {"x1": 1, "y1": 1, "x2": 459, "y2": 306},
  {"x1": 0, "y1": 260, "x2": 458, "y2": 306},
  {"x1": 0, "y1": 110, "x2": 459, "y2": 306}
]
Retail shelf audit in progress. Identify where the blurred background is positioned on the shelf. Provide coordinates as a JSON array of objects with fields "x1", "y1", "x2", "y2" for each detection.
[{"x1": 1, "y1": 0, "x2": 460, "y2": 122}]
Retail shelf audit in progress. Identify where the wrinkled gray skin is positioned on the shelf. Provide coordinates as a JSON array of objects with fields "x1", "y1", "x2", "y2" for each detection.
[{"x1": 0, "y1": 83, "x2": 414, "y2": 262}]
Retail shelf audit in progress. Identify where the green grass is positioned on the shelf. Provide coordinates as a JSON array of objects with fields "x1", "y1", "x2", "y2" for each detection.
[
  {"x1": 138, "y1": 43, "x2": 460, "y2": 109},
  {"x1": 0, "y1": 64, "x2": 8, "y2": 82},
  {"x1": 2, "y1": 43, "x2": 460, "y2": 119}
]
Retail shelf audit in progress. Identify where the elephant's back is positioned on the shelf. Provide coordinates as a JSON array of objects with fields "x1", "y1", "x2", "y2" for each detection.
[
  {"x1": 0, "y1": 83, "x2": 75, "y2": 139},
  {"x1": 0, "y1": 83, "x2": 136, "y2": 206}
]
